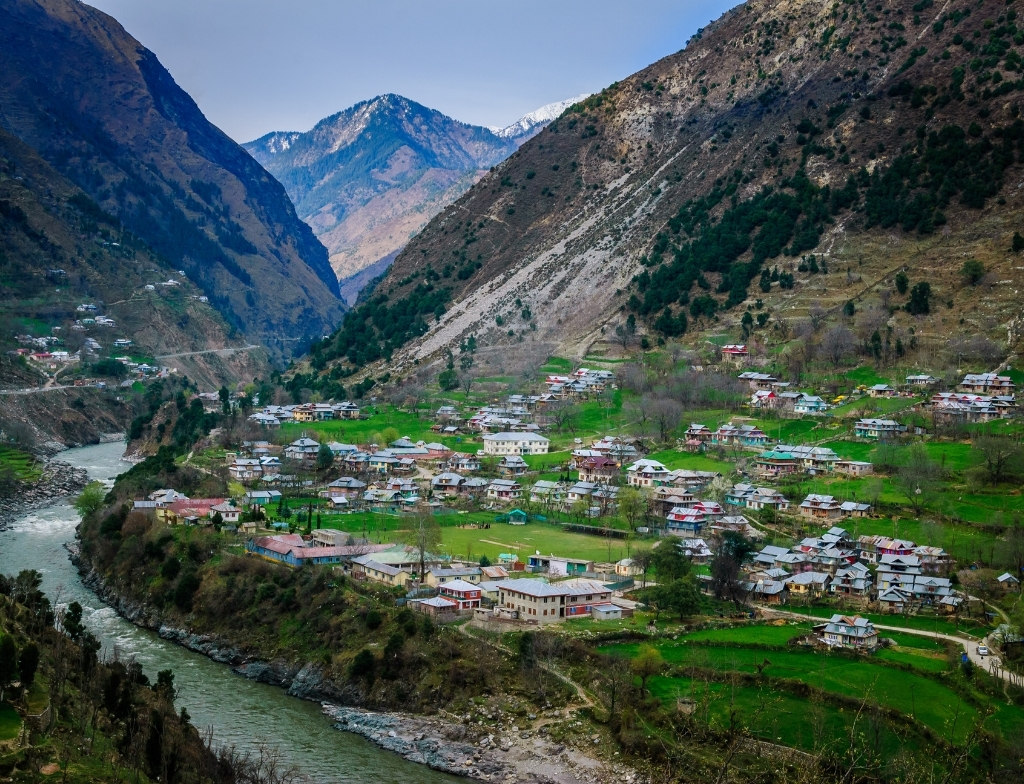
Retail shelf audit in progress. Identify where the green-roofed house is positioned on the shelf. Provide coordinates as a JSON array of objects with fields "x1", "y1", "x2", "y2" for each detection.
[
  {"x1": 754, "y1": 449, "x2": 799, "y2": 479},
  {"x1": 507, "y1": 509, "x2": 528, "y2": 525}
]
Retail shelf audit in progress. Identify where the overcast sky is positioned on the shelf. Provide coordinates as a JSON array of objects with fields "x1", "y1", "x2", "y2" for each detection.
[{"x1": 88, "y1": 0, "x2": 737, "y2": 143}]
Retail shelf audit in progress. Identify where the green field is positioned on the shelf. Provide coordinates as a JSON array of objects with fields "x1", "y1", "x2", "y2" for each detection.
[
  {"x1": 0, "y1": 445, "x2": 41, "y2": 483},
  {"x1": 0, "y1": 702, "x2": 21, "y2": 741},
  {"x1": 600, "y1": 627, "x2": 1023, "y2": 745},
  {"x1": 312, "y1": 512, "x2": 642, "y2": 564}
]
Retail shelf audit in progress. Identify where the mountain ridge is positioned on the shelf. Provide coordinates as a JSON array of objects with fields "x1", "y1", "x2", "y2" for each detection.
[
  {"x1": 0, "y1": 0, "x2": 344, "y2": 360},
  {"x1": 306, "y1": 0, "x2": 1024, "y2": 383},
  {"x1": 244, "y1": 93, "x2": 586, "y2": 302}
]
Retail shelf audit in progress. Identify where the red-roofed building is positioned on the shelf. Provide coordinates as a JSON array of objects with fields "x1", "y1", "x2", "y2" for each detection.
[
  {"x1": 157, "y1": 498, "x2": 225, "y2": 525},
  {"x1": 439, "y1": 579, "x2": 482, "y2": 609},
  {"x1": 245, "y1": 535, "x2": 369, "y2": 567}
]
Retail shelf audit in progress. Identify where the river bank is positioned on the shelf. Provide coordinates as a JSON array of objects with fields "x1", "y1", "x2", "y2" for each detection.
[
  {"x1": 0, "y1": 458, "x2": 89, "y2": 529},
  {"x1": 324, "y1": 704, "x2": 645, "y2": 784},
  {"x1": 73, "y1": 557, "x2": 642, "y2": 784},
  {"x1": 7, "y1": 441, "x2": 463, "y2": 783}
]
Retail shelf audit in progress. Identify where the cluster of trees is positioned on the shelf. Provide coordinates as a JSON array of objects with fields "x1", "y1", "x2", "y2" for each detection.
[
  {"x1": 0, "y1": 569, "x2": 263, "y2": 783},
  {"x1": 630, "y1": 168, "x2": 845, "y2": 333},
  {"x1": 633, "y1": 542, "x2": 702, "y2": 621},
  {"x1": 311, "y1": 284, "x2": 451, "y2": 369}
]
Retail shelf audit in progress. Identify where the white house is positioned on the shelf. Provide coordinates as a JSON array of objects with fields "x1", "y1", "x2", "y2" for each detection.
[{"x1": 481, "y1": 432, "x2": 550, "y2": 456}]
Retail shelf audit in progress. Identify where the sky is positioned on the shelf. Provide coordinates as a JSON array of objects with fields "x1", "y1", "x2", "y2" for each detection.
[{"x1": 87, "y1": 0, "x2": 739, "y2": 143}]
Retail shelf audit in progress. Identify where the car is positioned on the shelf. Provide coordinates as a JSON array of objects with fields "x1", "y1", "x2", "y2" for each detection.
[{"x1": 977, "y1": 645, "x2": 989, "y2": 656}]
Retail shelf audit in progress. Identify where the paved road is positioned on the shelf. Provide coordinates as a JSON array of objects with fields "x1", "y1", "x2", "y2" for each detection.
[
  {"x1": 155, "y1": 344, "x2": 260, "y2": 360},
  {"x1": 0, "y1": 384, "x2": 76, "y2": 396}
]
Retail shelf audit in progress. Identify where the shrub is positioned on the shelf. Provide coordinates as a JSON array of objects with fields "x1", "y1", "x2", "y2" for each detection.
[
  {"x1": 364, "y1": 609, "x2": 383, "y2": 630},
  {"x1": 960, "y1": 259, "x2": 985, "y2": 285},
  {"x1": 350, "y1": 649, "x2": 375, "y2": 680}
]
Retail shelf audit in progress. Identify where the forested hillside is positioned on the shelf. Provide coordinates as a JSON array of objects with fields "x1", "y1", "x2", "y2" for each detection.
[{"x1": 307, "y1": 0, "x2": 1024, "y2": 381}]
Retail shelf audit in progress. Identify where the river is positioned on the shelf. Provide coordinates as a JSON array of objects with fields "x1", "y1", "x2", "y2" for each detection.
[{"x1": 0, "y1": 441, "x2": 460, "y2": 783}]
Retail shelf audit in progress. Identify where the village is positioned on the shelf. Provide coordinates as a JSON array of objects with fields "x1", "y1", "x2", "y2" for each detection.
[
  {"x1": 78, "y1": 335, "x2": 1024, "y2": 766},
  {"x1": 125, "y1": 351, "x2": 1024, "y2": 649}
]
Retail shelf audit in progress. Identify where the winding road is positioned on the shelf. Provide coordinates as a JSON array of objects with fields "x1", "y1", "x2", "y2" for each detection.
[
  {"x1": 154, "y1": 343, "x2": 261, "y2": 359},
  {"x1": 761, "y1": 608, "x2": 1024, "y2": 687}
]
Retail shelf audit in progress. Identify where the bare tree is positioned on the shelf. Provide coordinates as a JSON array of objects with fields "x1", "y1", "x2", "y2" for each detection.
[
  {"x1": 459, "y1": 371, "x2": 475, "y2": 397},
  {"x1": 893, "y1": 443, "x2": 941, "y2": 515},
  {"x1": 400, "y1": 512, "x2": 443, "y2": 581},
  {"x1": 972, "y1": 434, "x2": 1023, "y2": 486},
  {"x1": 646, "y1": 395, "x2": 684, "y2": 443},
  {"x1": 547, "y1": 401, "x2": 580, "y2": 433},
  {"x1": 808, "y1": 304, "x2": 827, "y2": 333},
  {"x1": 821, "y1": 325, "x2": 855, "y2": 368},
  {"x1": 617, "y1": 363, "x2": 650, "y2": 394}
]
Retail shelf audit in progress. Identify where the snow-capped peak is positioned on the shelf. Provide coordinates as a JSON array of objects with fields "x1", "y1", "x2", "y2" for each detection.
[{"x1": 491, "y1": 94, "x2": 591, "y2": 141}]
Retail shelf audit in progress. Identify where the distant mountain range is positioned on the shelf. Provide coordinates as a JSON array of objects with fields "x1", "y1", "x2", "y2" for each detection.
[
  {"x1": 0, "y1": 0, "x2": 344, "y2": 361},
  {"x1": 244, "y1": 94, "x2": 587, "y2": 302}
]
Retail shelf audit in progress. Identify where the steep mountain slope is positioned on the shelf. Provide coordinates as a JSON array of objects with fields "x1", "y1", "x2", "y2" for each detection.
[
  {"x1": 245, "y1": 95, "x2": 580, "y2": 303},
  {"x1": 314, "y1": 0, "x2": 1024, "y2": 377},
  {"x1": 0, "y1": 0, "x2": 344, "y2": 359},
  {"x1": 0, "y1": 126, "x2": 266, "y2": 389}
]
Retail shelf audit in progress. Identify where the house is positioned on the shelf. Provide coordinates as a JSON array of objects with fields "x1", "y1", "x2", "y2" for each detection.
[
  {"x1": 368, "y1": 453, "x2": 399, "y2": 473},
  {"x1": 530, "y1": 480, "x2": 567, "y2": 505},
  {"x1": 481, "y1": 432, "x2": 550, "y2": 455},
  {"x1": 783, "y1": 571, "x2": 832, "y2": 596},
  {"x1": 480, "y1": 565, "x2": 509, "y2": 582},
  {"x1": 498, "y1": 455, "x2": 530, "y2": 476},
  {"x1": 711, "y1": 423, "x2": 768, "y2": 447},
  {"x1": 854, "y1": 419, "x2": 905, "y2": 440},
  {"x1": 820, "y1": 614, "x2": 879, "y2": 650},
  {"x1": 578, "y1": 456, "x2": 619, "y2": 483},
  {"x1": 431, "y1": 472, "x2": 465, "y2": 497},
  {"x1": 243, "y1": 490, "x2": 282, "y2": 509},
  {"x1": 725, "y1": 484, "x2": 790, "y2": 512},
  {"x1": 745, "y1": 580, "x2": 787, "y2": 604},
  {"x1": 684, "y1": 423, "x2": 714, "y2": 444},
  {"x1": 739, "y1": 371, "x2": 778, "y2": 390},
  {"x1": 323, "y1": 477, "x2": 366, "y2": 498},
  {"x1": 228, "y1": 458, "x2": 263, "y2": 481},
  {"x1": 868, "y1": 384, "x2": 896, "y2": 398},
  {"x1": 448, "y1": 453, "x2": 482, "y2": 472},
  {"x1": 626, "y1": 459, "x2": 671, "y2": 487},
  {"x1": 284, "y1": 437, "x2": 320, "y2": 462},
  {"x1": 487, "y1": 478, "x2": 523, "y2": 503},
  {"x1": 906, "y1": 374, "x2": 939, "y2": 387},
  {"x1": 615, "y1": 558, "x2": 643, "y2": 578},
  {"x1": 246, "y1": 535, "x2": 370, "y2": 568},
  {"x1": 721, "y1": 344, "x2": 748, "y2": 362},
  {"x1": 959, "y1": 372, "x2": 1015, "y2": 394},
  {"x1": 333, "y1": 401, "x2": 361, "y2": 419},
  {"x1": 209, "y1": 502, "x2": 240, "y2": 524},
  {"x1": 840, "y1": 501, "x2": 872, "y2": 518},
  {"x1": 781, "y1": 445, "x2": 840, "y2": 474},
  {"x1": 799, "y1": 494, "x2": 844, "y2": 520},
  {"x1": 998, "y1": 573, "x2": 1021, "y2": 592},
  {"x1": 491, "y1": 578, "x2": 613, "y2": 623},
  {"x1": 836, "y1": 460, "x2": 873, "y2": 477},
  {"x1": 754, "y1": 449, "x2": 800, "y2": 478},
  {"x1": 681, "y1": 538, "x2": 713, "y2": 564},
  {"x1": 356, "y1": 560, "x2": 414, "y2": 587},
  {"x1": 425, "y1": 567, "x2": 482, "y2": 587},
  {"x1": 412, "y1": 596, "x2": 459, "y2": 618},
  {"x1": 831, "y1": 563, "x2": 872, "y2": 597},
  {"x1": 793, "y1": 395, "x2": 829, "y2": 415},
  {"x1": 157, "y1": 498, "x2": 225, "y2": 525},
  {"x1": 878, "y1": 587, "x2": 910, "y2": 613},
  {"x1": 527, "y1": 554, "x2": 593, "y2": 576},
  {"x1": 439, "y1": 579, "x2": 482, "y2": 610}
]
